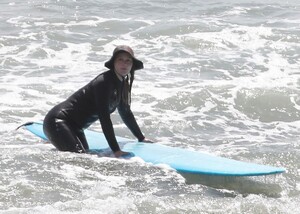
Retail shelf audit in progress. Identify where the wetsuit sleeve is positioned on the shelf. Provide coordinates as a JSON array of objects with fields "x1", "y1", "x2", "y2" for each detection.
[
  {"x1": 93, "y1": 78, "x2": 121, "y2": 152},
  {"x1": 98, "y1": 111, "x2": 121, "y2": 152},
  {"x1": 118, "y1": 103, "x2": 145, "y2": 141}
]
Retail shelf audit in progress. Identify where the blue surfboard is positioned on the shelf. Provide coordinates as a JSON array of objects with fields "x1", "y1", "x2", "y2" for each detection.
[{"x1": 21, "y1": 122, "x2": 285, "y2": 176}]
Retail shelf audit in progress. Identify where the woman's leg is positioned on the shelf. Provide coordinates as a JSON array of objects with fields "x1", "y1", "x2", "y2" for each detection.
[{"x1": 43, "y1": 113, "x2": 89, "y2": 153}]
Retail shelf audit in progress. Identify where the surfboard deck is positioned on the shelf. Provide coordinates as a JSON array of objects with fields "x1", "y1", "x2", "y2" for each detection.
[{"x1": 21, "y1": 122, "x2": 285, "y2": 176}]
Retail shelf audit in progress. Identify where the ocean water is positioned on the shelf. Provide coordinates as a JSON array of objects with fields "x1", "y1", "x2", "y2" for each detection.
[{"x1": 1, "y1": 0, "x2": 299, "y2": 213}]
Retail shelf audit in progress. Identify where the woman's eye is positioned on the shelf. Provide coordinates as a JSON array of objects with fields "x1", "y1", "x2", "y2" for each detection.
[{"x1": 117, "y1": 58, "x2": 132, "y2": 64}]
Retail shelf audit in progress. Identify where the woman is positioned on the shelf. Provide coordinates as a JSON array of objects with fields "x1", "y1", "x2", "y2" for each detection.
[{"x1": 43, "y1": 45, "x2": 152, "y2": 157}]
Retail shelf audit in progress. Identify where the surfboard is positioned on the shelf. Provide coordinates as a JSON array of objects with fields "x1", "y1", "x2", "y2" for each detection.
[{"x1": 21, "y1": 122, "x2": 285, "y2": 176}]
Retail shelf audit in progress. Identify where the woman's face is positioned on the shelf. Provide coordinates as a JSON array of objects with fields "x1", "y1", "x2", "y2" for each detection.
[{"x1": 114, "y1": 52, "x2": 133, "y2": 77}]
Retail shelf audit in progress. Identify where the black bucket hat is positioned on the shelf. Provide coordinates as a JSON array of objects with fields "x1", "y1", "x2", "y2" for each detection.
[{"x1": 104, "y1": 45, "x2": 144, "y2": 71}]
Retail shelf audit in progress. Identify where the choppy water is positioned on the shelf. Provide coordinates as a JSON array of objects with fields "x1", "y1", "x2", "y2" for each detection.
[{"x1": 1, "y1": 0, "x2": 300, "y2": 213}]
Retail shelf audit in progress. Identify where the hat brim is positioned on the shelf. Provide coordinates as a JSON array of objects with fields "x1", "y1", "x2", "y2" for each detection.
[{"x1": 105, "y1": 50, "x2": 144, "y2": 71}]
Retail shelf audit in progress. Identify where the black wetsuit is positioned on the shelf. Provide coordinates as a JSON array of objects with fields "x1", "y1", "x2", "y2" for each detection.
[{"x1": 43, "y1": 70, "x2": 145, "y2": 153}]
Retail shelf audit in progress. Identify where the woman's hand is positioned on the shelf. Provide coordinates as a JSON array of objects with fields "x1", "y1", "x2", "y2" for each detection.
[
  {"x1": 140, "y1": 138, "x2": 155, "y2": 143},
  {"x1": 114, "y1": 150, "x2": 134, "y2": 158}
]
